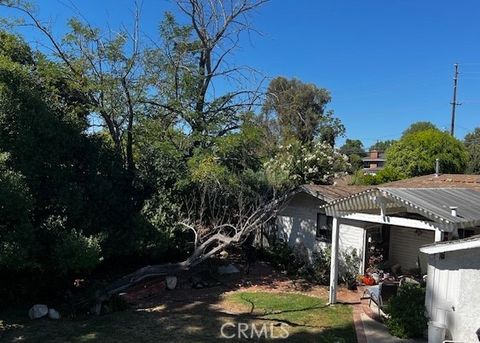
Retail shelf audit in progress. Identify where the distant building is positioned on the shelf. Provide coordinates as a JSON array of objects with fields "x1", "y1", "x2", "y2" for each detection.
[{"x1": 362, "y1": 150, "x2": 386, "y2": 174}]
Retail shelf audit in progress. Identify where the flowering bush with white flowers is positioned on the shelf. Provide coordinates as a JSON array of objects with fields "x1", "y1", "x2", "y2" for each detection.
[{"x1": 265, "y1": 140, "x2": 350, "y2": 188}]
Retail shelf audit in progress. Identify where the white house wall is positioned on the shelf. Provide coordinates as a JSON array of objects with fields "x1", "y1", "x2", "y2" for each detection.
[
  {"x1": 389, "y1": 227, "x2": 434, "y2": 273},
  {"x1": 276, "y1": 193, "x2": 328, "y2": 260},
  {"x1": 425, "y1": 248, "x2": 480, "y2": 342},
  {"x1": 338, "y1": 219, "x2": 365, "y2": 256},
  {"x1": 276, "y1": 193, "x2": 365, "y2": 265}
]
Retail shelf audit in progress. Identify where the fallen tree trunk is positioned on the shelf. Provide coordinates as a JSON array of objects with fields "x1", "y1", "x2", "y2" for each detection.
[{"x1": 93, "y1": 193, "x2": 289, "y2": 314}]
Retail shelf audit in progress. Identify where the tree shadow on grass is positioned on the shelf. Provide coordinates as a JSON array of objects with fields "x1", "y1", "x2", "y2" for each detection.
[
  {"x1": 0, "y1": 301, "x2": 356, "y2": 342},
  {"x1": 0, "y1": 262, "x2": 357, "y2": 342}
]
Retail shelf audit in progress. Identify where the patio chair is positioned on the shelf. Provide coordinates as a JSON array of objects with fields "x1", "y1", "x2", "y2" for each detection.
[{"x1": 363, "y1": 281, "x2": 399, "y2": 317}]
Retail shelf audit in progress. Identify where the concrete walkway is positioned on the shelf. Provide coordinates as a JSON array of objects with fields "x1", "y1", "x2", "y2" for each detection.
[{"x1": 360, "y1": 313, "x2": 427, "y2": 343}]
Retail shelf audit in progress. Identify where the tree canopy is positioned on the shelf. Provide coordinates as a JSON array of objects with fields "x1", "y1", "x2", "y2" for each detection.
[
  {"x1": 369, "y1": 139, "x2": 395, "y2": 152},
  {"x1": 339, "y1": 139, "x2": 367, "y2": 172},
  {"x1": 464, "y1": 128, "x2": 480, "y2": 174},
  {"x1": 0, "y1": 1, "x2": 311, "y2": 304},
  {"x1": 261, "y1": 77, "x2": 344, "y2": 146},
  {"x1": 401, "y1": 121, "x2": 437, "y2": 138},
  {"x1": 387, "y1": 128, "x2": 467, "y2": 177}
]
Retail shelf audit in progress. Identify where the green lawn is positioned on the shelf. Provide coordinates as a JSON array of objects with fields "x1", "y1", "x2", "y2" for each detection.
[
  {"x1": 1, "y1": 291, "x2": 356, "y2": 342},
  {"x1": 226, "y1": 292, "x2": 356, "y2": 342}
]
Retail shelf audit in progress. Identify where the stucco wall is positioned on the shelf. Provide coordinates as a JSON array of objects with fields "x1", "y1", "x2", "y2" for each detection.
[{"x1": 426, "y1": 248, "x2": 480, "y2": 342}]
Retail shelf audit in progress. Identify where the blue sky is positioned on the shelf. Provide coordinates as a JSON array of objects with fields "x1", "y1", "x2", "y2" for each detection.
[{"x1": 7, "y1": 0, "x2": 480, "y2": 148}]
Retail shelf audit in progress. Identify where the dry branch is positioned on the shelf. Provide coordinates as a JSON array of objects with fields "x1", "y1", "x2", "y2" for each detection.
[{"x1": 93, "y1": 192, "x2": 288, "y2": 314}]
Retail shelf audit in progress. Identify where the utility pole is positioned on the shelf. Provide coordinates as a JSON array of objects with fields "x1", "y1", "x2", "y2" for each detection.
[{"x1": 450, "y1": 63, "x2": 460, "y2": 136}]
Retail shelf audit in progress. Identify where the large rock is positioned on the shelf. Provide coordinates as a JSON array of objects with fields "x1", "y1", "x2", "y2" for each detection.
[
  {"x1": 217, "y1": 264, "x2": 240, "y2": 275},
  {"x1": 165, "y1": 276, "x2": 177, "y2": 290},
  {"x1": 48, "y1": 308, "x2": 61, "y2": 320},
  {"x1": 219, "y1": 250, "x2": 229, "y2": 259},
  {"x1": 28, "y1": 304, "x2": 48, "y2": 319}
]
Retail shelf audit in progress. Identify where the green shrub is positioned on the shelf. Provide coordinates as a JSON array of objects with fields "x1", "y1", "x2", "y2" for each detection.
[
  {"x1": 264, "y1": 241, "x2": 298, "y2": 271},
  {"x1": 339, "y1": 248, "x2": 361, "y2": 284},
  {"x1": 44, "y1": 216, "x2": 102, "y2": 276},
  {"x1": 310, "y1": 247, "x2": 331, "y2": 284},
  {"x1": 0, "y1": 152, "x2": 35, "y2": 270},
  {"x1": 350, "y1": 166, "x2": 405, "y2": 185},
  {"x1": 386, "y1": 283, "x2": 427, "y2": 338},
  {"x1": 262, "y1": 241, "x2": 333, "y2": 285},
  {"x1": 53, "y1": 229, "x2": 102, "y2": 275}
]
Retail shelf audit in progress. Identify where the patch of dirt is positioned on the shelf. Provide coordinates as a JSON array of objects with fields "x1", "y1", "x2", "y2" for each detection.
[{"x1": 124, "y1": 259, "x2": 362, "y2": 313}]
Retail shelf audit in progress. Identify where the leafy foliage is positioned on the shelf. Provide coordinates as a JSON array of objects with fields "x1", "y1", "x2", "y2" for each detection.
[
  {"x1": 262, "y1": 241, "x2": 332, "y2": 284},
  {"x1": 261, "y1": 77, "x2": 344, "y2": 146},
  {"x1": 46, "y1": 217, "x2": 102, "y2": 276},
  {"x1": 0, "y1": 152, "x2": 35, "y2": 270},
  {"x1": 386, "y1": 284, "x2": 427, "y2": 338},
  {"x1": 350, "y1": 165, "x2": 406, "y2": 185},
  {"x1": 0, "y1": 30, "x2": 34, "y2": 65},
  {"x1": 265, "y1": 139, "x2": 350, "y2": 189},
  {"x1": 464, "y1": 128, "x2": 480, "y2": 174},
  {"x1": 401, "y1": 121, "x2": 437, "y2": 138},
  {"x1": 0, "y1": 2, "x2": 350, "y2": 306},
  {"x1": 387, "y1": 128, "x2": 467, "y2": 177},
  {"x1": 0, "y1": 31, "x2": 142, "y2": 302},
  {"x1": 369, "y1": 139, "x2": 396, "y2": 152},
  {"x1": 339, "y1": 139, "x2": 367, "y2": 172},
  {"x1": 338, "y1": 248, "x2": 361, "y2": 284}
]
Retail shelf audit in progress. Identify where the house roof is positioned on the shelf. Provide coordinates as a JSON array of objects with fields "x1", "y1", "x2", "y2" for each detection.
[
  {"x1": 321, "y1": 187, "x2": 480, "y2": 229},
  {"x1": 383, "y1": 174, "x2": 480, "y2": 189},
  {"x1": 362, "y1": 158, "x2": 386, "y2": 162},
  {"x1": 383, "y1": 188, "x2": 480, "y2": 223},
  {"x1": 297, "y1": 174, "x2": 480, "y2": 203},
  {"x1": 420, "y1": 234, "x2": 480, "y2": 254},
  {"x1": 299, "y1": 184, "x2": 370, "y2": 202}
]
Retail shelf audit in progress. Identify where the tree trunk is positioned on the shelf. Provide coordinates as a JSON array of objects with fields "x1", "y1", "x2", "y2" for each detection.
[{"x1": 93, "y1": 193, "x2": 290, "y2": 314}]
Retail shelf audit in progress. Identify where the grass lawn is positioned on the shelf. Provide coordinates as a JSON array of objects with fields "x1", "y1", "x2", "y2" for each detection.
[
  {"x1": 226, "y1": 292, "x2": 356, "y2": 342},
  {"x1": 1, "y1": 291, "x2": 356, "y2": 342}
]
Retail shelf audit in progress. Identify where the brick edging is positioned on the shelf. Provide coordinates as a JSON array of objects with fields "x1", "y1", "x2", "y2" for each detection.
[{"x1": 353, "y1": 304, "x2": 368, "y2": 343}]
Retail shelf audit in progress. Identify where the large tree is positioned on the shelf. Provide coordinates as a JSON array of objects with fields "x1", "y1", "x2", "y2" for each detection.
[
  {"x1": 369, "y1": 139, "x2": 395, "y2": 152},
  {"x1": 339, "y1": 139, "x2": 367, "y2": 172},
  {"x1": 144, "y1": 0, "x2": 267, "y2": 153},
  {"x1": 0, "y1": 32, "x2": 137, "y2": 301},
  {"x1": 261, "y1": 76, "x2": 344, "y2": 146},
  {"x1": 1, "y1": 1, "x2": 145, "y2": 171},
  {"x1": 464, "y1": 128, "x2": 480, "y2": 174},
  {"x1": 387, "y1": 128, "x2": 467, "y2": 177},
  {"x1": 401, "y1": 121, "x2": 437, "y2": 138}
]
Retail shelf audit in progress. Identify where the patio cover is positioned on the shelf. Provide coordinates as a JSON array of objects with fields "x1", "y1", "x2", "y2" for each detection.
[
  {"x1": 322, "y1": 187, "x2": 480, "y2": 229},
  {"x1": 323, "y1": 187, "x2": 480, "y2": 305}
]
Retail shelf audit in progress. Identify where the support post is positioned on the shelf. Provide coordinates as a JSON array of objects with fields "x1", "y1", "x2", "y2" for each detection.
[
  {"x1": 329, "y1": 217, "x2": 340, "y2": 304},
  {"x1": 434, "y1": 228, "x2": 443, "y2": 242}
]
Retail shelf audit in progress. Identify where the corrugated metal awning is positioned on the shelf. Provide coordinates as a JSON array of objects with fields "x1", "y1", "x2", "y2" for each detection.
[{"x1": 322, "y1": 187, "x2": 480, "y2": 229}]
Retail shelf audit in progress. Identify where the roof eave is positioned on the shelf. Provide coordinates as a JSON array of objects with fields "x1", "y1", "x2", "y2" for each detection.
[{"x1": 420, "y1": 239, "x2": 480, "y2": 254}]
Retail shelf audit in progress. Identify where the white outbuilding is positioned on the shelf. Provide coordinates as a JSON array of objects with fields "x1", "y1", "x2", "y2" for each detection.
[{"x1": 420, "y1": 235, "x2": 480, "y2": 343}]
